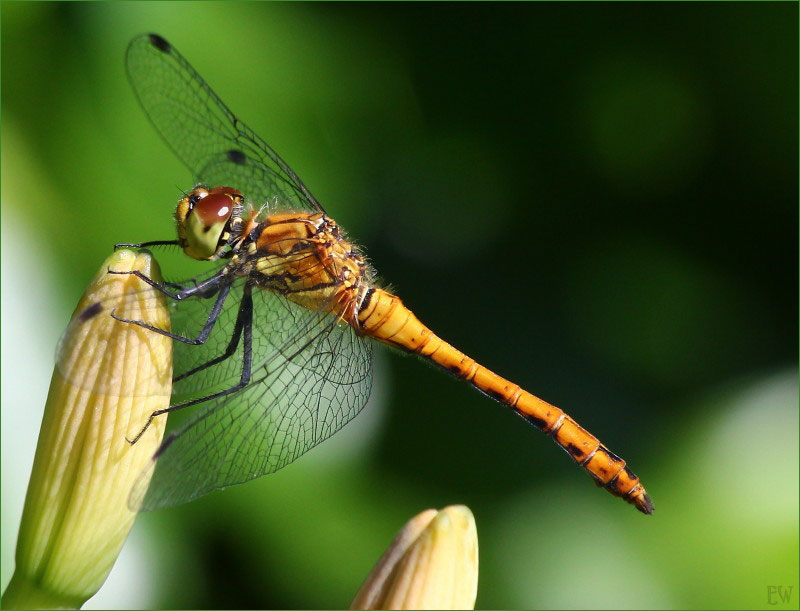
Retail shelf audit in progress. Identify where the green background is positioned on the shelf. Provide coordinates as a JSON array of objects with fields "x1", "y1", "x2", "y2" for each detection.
[{"x1": 2, "y1": 2, "x2": 797, "y2": 609}]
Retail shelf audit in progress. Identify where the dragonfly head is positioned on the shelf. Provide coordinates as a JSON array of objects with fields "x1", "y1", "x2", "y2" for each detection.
[{"x1": 176, "y1": 186, "x2": 243, "y2": 260}]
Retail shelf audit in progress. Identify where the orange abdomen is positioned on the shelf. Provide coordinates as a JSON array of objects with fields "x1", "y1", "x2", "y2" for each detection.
[{"x1": 357, "y1": 287, "x2": 654, "y2": 515}]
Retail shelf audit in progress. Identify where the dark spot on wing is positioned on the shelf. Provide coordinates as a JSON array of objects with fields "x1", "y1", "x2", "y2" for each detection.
[
  {"x1": 148, "y1": 34, "x2": 171, "y2": 53},
  {"x1": 227, "y1": 149, "x2": 247, "y2": 165},
  {"x1": 78, "y1": 302, "x2": 103, "y2": 322}
]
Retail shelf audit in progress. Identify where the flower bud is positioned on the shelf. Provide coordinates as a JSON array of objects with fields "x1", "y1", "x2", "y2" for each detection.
[
  {"x1": 2, "y1": 250, "x2": 172, "y2": 609},
  {"x1": 351, "y1": 505, "x2": 479, "y2": 610}
]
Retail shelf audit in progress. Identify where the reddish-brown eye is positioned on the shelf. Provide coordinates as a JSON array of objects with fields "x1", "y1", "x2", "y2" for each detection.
[
  {"x1": 210, "y1": 186, "x2": 242, "y2": 198},
  {"x1": 193, "y1": 191, "x2": 234, "y2": 227}
]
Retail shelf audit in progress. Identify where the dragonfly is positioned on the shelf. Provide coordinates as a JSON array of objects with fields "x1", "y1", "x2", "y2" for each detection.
[{"x1": 76, "y1": 33, "x2": 653, "y2": 514}]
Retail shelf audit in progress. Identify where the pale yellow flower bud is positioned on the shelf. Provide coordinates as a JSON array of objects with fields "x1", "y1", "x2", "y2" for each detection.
[
  {"x1": 351, "y1": 505, "x2": 479, "y2": 610},
  {"x1": 2, "y1": 250, "x2": 172, "y2": 610}
]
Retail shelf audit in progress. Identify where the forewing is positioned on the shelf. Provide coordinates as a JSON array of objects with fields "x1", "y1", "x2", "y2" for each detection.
[
  {"x1": 126, "y1": 33, "x2": 323, "y2": 214},
  {"x1": 136, "y1": 288, "x2": 374, "y2": 511}
]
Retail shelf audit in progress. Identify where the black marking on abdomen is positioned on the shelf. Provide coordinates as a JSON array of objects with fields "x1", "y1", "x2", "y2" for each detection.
[
  {"x1": 565, "y1": 443, "x2": 586, "y2": 460},
  {"x1": 519, "y1": 412, "x2": 548, "y2": 431},
  {"x1": 604, "y1": 470, "x2": 628, "y2": 496},
  {"x1": 358, "y1": 288, "x2": 375, "y2": 314},
  {"x1": 604, "y1": 466, "x2": 639, "y2": 494},
  {"x1": 483, "y1": 387, "x2": 507, "y2": 403},
  {"x1": 600, "y1": 448, "x2": 623, "y2": 463}
]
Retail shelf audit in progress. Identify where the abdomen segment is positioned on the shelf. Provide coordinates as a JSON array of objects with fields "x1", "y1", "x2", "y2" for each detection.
[{"x1": 357, "y1": 288, "x2": 654, "y2": 515}]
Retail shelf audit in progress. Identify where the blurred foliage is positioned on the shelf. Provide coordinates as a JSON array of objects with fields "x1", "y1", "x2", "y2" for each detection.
[{"x1": 1, "y1": 2, "x2": 797, "y2": 610}]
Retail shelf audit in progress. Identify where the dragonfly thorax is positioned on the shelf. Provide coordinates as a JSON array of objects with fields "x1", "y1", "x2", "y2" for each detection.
[{"x1": 232, "y1": 210, "x2": 371, "y2": 325}]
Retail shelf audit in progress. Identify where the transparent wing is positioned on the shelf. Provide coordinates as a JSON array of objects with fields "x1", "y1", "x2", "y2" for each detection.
[
  {"x1": 136, "y1": 287, "x2": 374, "y2": 511},
  {"x1": 126, "y1": 33, "x2": 323, "y2": 214}
]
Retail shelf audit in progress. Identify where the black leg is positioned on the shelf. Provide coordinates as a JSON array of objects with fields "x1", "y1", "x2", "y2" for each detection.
[
  {"x1": 127, "y1": 283, "x2": 255, "y2": 445},
  {"x1": 112, "y1": 282, "x2": 232, "y2": 345},
  {"x1": 115, "y1": 240, "x2": 180, "y2": 250},
  {"x1": 173, "y1": 289, "x2": 248, "y2": 382},
  {"x1": 107, "y1": 267, "x2": 221, "y2": 301}
]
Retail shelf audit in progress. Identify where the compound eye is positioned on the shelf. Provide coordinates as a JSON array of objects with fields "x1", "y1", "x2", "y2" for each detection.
[
  {"x1": 193, "y1": 190, "x2": 234, "y2": 227},
  {"x1": 186, "y1": 186, "x2": 209, "y2": 210}
]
